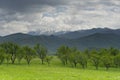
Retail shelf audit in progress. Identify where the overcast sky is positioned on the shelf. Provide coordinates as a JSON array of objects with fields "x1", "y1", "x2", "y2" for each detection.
[{"x1": 0, "y1": 0, "x2": 120, "y2": 36}]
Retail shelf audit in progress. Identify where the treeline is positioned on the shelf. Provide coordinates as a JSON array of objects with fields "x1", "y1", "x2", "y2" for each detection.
[
  {"x1": 0, "y1": 42, "x2": 52, "y2": 65},
  {"x1": 57, "y1": 46, "x2": 120, "y2": 70},
  {"x1": 0, "y1": 42, "x2": 120, "y2": 70}
]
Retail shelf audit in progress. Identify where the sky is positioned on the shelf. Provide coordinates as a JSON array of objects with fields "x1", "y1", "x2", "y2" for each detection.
[{"x1": 0, "y1": 0, "x2": 120, "y2": 36}]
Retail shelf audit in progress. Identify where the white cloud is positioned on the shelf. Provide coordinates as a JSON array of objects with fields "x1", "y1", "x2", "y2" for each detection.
[
  {"x1": 0, "y1": 0, "x2": 120, "y2": 35},
  {"x1": 0, "y1": 21, "x2": 29, "y2": 36}
]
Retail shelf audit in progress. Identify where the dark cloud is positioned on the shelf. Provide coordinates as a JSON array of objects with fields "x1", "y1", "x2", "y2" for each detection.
[
  {"x1": 0, "y1": 0, "x2": 120, "y2": 36},
  {"x1": 0, "y1": 0, "x2": 68, "y2": 12}
]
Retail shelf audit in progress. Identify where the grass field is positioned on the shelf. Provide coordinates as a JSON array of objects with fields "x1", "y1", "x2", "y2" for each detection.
[{"x1": 0, "y1": 57, "x2": 120, "y2": 80}]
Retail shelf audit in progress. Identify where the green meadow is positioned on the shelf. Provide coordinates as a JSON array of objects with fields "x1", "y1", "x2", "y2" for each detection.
[{"x1": 0, "y1": 57, "x2": 120, "y2": 80}]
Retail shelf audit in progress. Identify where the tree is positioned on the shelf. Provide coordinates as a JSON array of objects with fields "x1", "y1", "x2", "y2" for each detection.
[
  {"x1": 78, "y1": 53, "x2": 87, "y2": 69},
  {"x1": 1, "y1": 42, "x2": 11, "y2": 65},
  {"x1": 45, "y1": 56, "x2": 53, "y2": 66},
  {"x1": 113, "y1": 54, "x2": 120, "y2": 68},
  {"x1": 57, "y1": 45, "x2": 70, "y2": 65},
  {"x1": 1, "y1": 42, "x2": 19, "y2": 64},
  {"x1": 34, "y1": 44, "x2": 47, "y2": 64},
  {"x1": 10, "y1": 43, "x2": 19, "y2": 64},
  {"x1": 102, "y1": 55, "x2": 113, "y2": 70},
  {"x1": 99, "y1": 48, "x2": 108, "y2": 56},
  {"x1": 84, "y1": 49, "x2": 91, "y2": 59},
  {"x1": 0, "y1": 48, "x2": 5, "y2": 65},
  {"x1": 16, "y1": 47, "x2": 25, "y2": 64},
  {"x1": 5, "y1": 54, "x2": 11, "y2": 66},
  {"x1": 23, "y1": 46, "x2": 35, "y2": 65},
  {"x1": 109, "y1": 47, "x2": 119, "y2": 56},
  {"x1": 100, "y1": 48, "x2": 113, "y2": 70},
  {"x1": 0, "y1": 42, "x2": 10, "y2": 54},
  {"x1": 90, "y1": 50, "x2": 100, "y2": 70},
  {"x1": 68, "y1": 48, "x2": 79, "y2": 67},
  {"x1": 68, "y1": 48, "x2": 88, "y2": 68}
]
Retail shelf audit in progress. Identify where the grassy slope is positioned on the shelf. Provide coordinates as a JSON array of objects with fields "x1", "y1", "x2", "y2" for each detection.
[{"x1": 0, "y1": 57, "x2": 120, "y2": 80}]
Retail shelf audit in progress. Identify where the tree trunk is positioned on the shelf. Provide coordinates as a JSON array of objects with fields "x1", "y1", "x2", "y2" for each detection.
[
  {"x1": 106, "y1": 67, "x2": 108, "y2": 70},
  {"x1": 73, "y1": 61, "x2": 77, "y2": 67},
  {"x1": 11, "y1": 54, "x2": 16, "y2": 64},
  {"x1": 96, "y1": 66, "x2": 98, "y2": 70},
  {"x1": 65, "y1": 59, "x2": 67, "y2": 65},
  {"x1": 82, "y1": 65, "x2": 85, "y2": 69},
  {"x1": 41, "y1": 59, "x2": 44, "y2": 64},
  {"x1": 27, "y1": 60, "x2": 30, "y2": 65},
  {"x1": 12, "y1": 59, "x2": 15, "y2": 64}
]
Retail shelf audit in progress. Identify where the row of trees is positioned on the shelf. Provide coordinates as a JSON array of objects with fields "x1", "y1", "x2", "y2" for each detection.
[
  {"x1": 0, "y1": 42, "x2": 120, "y2": 70},
  {"x1": 0, "y1": 42, "x2": 52, "y2": 65},
  {"x1": 57, "y1": 46, "x2": 120, "y2": 70}
]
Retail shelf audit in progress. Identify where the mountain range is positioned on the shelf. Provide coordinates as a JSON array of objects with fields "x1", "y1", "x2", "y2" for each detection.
[
  {"x1": 0, "y1": 28, "x2": 120, "y2": 54},
  {"x1": 57, "y1": 28, "x2": 120, "y2": 39}
]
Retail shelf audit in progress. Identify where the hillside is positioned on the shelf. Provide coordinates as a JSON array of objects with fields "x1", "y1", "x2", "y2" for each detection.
[
  {"x1": 58, "y1": 28, "x2": 120, "y2": 39},
  {"x1": 0, "y1": 33, "x2": 71, "y2": 52},
  {"x1": 0, "y1": 29, "x2": 120, "y2": 53},
  {"x1": 74, "y1": 33, "x2": 120, "y2": 49}
]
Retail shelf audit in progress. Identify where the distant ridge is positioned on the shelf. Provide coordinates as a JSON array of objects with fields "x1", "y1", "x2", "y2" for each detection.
[
  {"x1": 57, "y1": 28, "x2": 120, "y2": 39},
  {"x1": 75, "y1": 33, "x2": 120, "y2": 48},
  {"x1": 27, "y1": 28, "x2": 120, "y2": 39},
  {"x1": 0, "y1": 28, "x2": 120, "y2": 54}
]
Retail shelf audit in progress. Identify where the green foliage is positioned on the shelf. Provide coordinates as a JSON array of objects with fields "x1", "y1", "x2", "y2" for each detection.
[
  {"x1": 23, "y1": 46, "x2": 36, "y2": 65},
  {"x1": 68, "y1": 48, "x2": 79, "y2": 67},
  {"x1": 0, "y1": 48, "x2": 5, "y2": 64},
  {"x1": 34, "y1": 44, "x2": 47, "y2": 64},
  {"x1": 45, "y1": 56, "x2": 53, "y2": 65},
  {"x1": 0, "y1": 42, "x2": 120, "y2": 72},
  {"x1": 9, "y1": 43, "x2": 19, "y2": 64},
  {"x1": 16, "y1": 47, "x2": 25, "y2": 64},
  {"x1": 109, "y1": 47, "x2": 119, "y2": 56},
  {"x1": 0, "y1": 42, "x2": 19, "y2": 64},
  {"x1": 114, "y1": 54, "x2": 120, "y2": 68},
  {"x1": 0, "y1": 42, "x2": 11, "y2": 54},
  {"x1": 78, "y1": 53, "x2": 87, "y2": 69},
  {"x1": 90, "y1": 50, "x2": 101, "y2": 70},
  {"x1": 5, "y1": 53, "x2": 11, "y2": 65},
  {"x1": 57, "y1": 45, "x2": 70, "y2": 65},
  {"x1": 102, "y1": 55, "x2": 113, "y2": 70},
  {"x1": 84, "y1": 49, "x2": 91, "y2": 59}
]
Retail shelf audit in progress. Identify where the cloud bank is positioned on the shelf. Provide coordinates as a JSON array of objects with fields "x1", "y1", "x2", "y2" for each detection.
[{"x1": 0, "y1": 0, "x2": 120, "y2": 35}]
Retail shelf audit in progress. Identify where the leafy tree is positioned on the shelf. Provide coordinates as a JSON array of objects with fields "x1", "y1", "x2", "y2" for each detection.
[
  {"x1": 10, "y1": 43, "x2": 19, "y2": 64},
  {"x1": 45, "y1": 56, "x2": 53, "y2": 66},
  {"x1": 5, "y1": 54, "x2": 11, "y2": 65},
  {"x1": 68, "y1": 48, "x2": 79, "y2": 67},
  {"x1": 102, "y1": 55, "x2": 113, "y2": 70},
  {"x1": 16, "y1": 47, "x2": 25, "y2": 64},
  {"x1": 1, "y1": 42, "x2": 19, "y2": 64},
  {"x1": 0, "y1": 42, "x2": 10, "y2": 54},
  {"x1": 0, "y1": 48, "x2": 5, "y2": 65},
  {"x1": 109, "y1": 47, "x2": 119, "y2": 56},
  {"x1": 90, "y1": 50, "x2": 100, "y2": 70},
  {"x1": 84, "y1": 49, "x2": 91, "y2": 59},
  {"x1": 99, "y1": 48, "x2": 108, "y2": 55},
  {"x1": 34, "y1": 44, "x2": 47, "y2": 64},
  {"x1": 99, "y1": 48, "x2": 113, "y2": 70},
  {"x1": 23, "y1": 46, "x2": 35, "y2": 65},
  {"x1": 78, "y1": 53, "x2": 87, "y2": 69},
  {"x1": 113, "y1": 54, "x2": 120, "y2": 68},
  {"x1": 57, "y1": 45, "x2": 70, "y2": 65}
]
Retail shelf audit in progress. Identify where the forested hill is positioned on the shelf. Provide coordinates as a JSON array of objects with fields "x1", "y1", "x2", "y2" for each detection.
[
  {"x1": 0, "y1": 33, "x2": 71, "y2": 52},
  {"x1": 0, "y1": 28, "x2": 120, "y2": 52}
]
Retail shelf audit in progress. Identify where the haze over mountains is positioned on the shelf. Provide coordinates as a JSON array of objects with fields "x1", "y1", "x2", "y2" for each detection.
[
  {"x1": 28, "y1": 28, "x2": 120, "y2": 39},
  {"x1": 0, "y1": 28, "x2": 120, "y2": 53}
]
